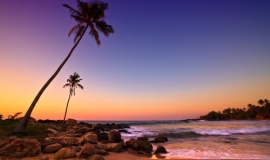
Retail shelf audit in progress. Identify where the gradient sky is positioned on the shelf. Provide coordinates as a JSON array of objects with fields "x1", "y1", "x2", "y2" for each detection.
[{"x1": 0, "y1": 0, "x2": 270, "y2": 120}]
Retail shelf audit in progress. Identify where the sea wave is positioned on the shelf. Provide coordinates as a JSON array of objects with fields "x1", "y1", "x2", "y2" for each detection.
[
  {"x1": 194, "y1": 126, "x2": 270, "y2": 135},
  {"x1": 157, "y1": 131, "x2": 202, "y2": 138}
]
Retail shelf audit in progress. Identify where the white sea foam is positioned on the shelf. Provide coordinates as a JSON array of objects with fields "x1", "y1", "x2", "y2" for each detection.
[
  {"x1": 193, "y1": 126, "x2": 270, "y2": 135},
  {"x1": 121, "y1": 120, "x2": 270, "y2": 159}
]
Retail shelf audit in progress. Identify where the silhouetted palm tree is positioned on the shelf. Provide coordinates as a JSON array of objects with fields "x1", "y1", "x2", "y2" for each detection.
[
  {"x1": 258, "y1": 99, "x2": 264, "y2": 105},
  {"x1": 63, "y1": 72, "x2": 83, "y2": 121},
  {"x1": 14, "y1": 0, "x2": 114, "y2": 133}
]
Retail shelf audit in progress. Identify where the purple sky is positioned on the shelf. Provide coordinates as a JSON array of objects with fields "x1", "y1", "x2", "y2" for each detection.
[{"x1": 0, "y1": 0, "x2": 270, "y2": 120}]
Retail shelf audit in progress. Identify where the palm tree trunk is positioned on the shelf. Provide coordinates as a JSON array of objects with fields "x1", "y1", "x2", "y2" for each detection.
[
  {"x1": 13, "y1": 26, "x2": 88, "y2": 133},
  {"x1": 63, "y1": 93, "x2": 71, "y2": 121}
]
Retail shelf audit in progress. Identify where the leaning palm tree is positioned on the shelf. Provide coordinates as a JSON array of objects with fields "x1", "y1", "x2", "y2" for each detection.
[
  {"x1": 63, "y1": 72, "x2": 83, "y2": 121},
  {"x1": 14, "y1": 0, "x2": 114, "y2": 133}
]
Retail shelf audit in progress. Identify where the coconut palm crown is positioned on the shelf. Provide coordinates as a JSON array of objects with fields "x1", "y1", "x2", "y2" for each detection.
[{"x1": 63, "y1": 0, "x2": 114, "y2": 45}]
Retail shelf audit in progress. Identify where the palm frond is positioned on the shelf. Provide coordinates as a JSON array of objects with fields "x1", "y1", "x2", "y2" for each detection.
[
  {"x1": 77, "y1": 84, "x2": 84, "y2": 89},
  {"x1": 62, "y1": 4, "x2": 82, "y2": 17},
  {"x1": 89, "y1": 23, "x2": 100, "y2": 45},
  {"x1": 95, "y1": 20, "x2": 114, "y2": 37},
  {"x1": 64, "y1": 0, "x2": 114, "y2": 45},
  {"x1": 74, "y1": 25, "x2": 86, "y2": 43},
  {"x1": 68, "y1": 23, "x2": 82, "y2": 36},
  {"x1": 70, "y1": 15, "x2": 83, "y2": 23},
  {"x1": 79, "y1": 0, "x2": 89, "y2": 13},
  {"x1": 63, "y1": 83, "x2": 70, "y2": 88}
]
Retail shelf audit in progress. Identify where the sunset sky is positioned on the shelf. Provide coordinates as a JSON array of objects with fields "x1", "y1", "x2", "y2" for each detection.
[{"x1": 1, "y1": 0, "x2": 270, "y2": 120}]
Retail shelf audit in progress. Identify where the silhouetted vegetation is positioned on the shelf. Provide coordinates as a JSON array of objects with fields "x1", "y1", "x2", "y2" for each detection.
[
  {"x1": 63, "y1": 72, "x2": 83, "y2": 121},
  {"x1": 200, "y1": 99, "x2": 270, "y2": 120},
  {"x1": 7, "y1": 112, "x2": 22, "y2": 120},
  {"x1": 0, "y1": 120, "x2": 49, "y2": 141}
]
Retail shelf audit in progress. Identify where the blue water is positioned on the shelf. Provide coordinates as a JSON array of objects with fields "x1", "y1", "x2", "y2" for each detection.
[{"x1": 83, "y1": 120, "x2": 270, "y2": 159}]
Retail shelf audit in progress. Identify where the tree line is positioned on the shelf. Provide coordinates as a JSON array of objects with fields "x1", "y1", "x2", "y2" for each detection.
[{"x1": 200, "y1": 99, "x2": 270, "y2": 120}]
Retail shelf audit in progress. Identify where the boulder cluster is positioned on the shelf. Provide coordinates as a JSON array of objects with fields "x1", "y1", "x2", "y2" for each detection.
[{"x1": 0, "y1": 119, "x2": 169, "y2": 159}]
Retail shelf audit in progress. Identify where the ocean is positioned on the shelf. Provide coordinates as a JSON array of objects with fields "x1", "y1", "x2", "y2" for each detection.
[{"x1": 83, "y1": 120, "x2": 270, "y2": 159}]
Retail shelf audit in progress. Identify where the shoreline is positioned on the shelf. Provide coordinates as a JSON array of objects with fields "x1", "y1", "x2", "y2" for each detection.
[
  {"x1": 1, "y1": 119, "x2": 270, "y2": 159},
  {"x1": 16, "y1": 151, "x2": 190, "y2": 160}
]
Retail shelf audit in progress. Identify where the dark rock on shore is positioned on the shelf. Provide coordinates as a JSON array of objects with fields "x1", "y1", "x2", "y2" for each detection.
[
  {"x1": 43, "y1": 143, "x2": 62, "y2": 153},
  {"x1": 82, "y1": 132, "x2": 98, "y2": 144},
  {"x1": 54, "y1": 147, "x2": 76, "y2": 160},
  {"x1": 41, "y1": 139, "x2": 67, "y2": 150},
  {"x1": 79, "y1": 143, "x2": 95, "y2": 158},
  {"x1": 91, "y1": 123, "x2": 131, "y2": 131},
  {"x1": 154, "y1": 145, "x2": 168, "y2": 154},
  {"x1": 66, "y1": 119, "x2": 77, "y2": 126},
  {"x1": 0, "y1": 137, "x2": 41, "y2": 158},
  {"x1": 67, "y1": 137, "x2": 79, "y2": 146},
  {"x1": 94, "y1": 149, "x2": 109, "y2": 156},
  {"x1": 153, "y1": 136, "x2": 168, "y2": 143},
  {"x1": 137, "y1": 136, "x2": 148, "y2": 141},
  {"x1": 108, "y1": 130, "x2": 121, "y2": 143},
  {"x1": 96, "y1": 131, "x2": 109, "y2": 142},
  {"x1": 38, "y1": 119, "x2": 64, "y2": 124},
  {"x1": 118, "y1": 129, "x2": 131, "y2": 133},
  {"x1": 96, "y1": 142, "x2": 123, "y2": 152},
  {"x1": 87, "y1": 154, "x2": 105, "y2": 160},
  {"x1": 78, "y1": 121, "x2": 92, "y2": 127},
  {"x1": 126, "y1": 138, "x2": 153, "y2": 156},
  {"x1": 75, "y1": 126, "x2": 93, "y2": 135},
  {"x1": 0, "y1": 120, "x2": 137, "y2": 159},
  {"x1": 127, "y1": 148, "x2": 152, "y2": 157}
]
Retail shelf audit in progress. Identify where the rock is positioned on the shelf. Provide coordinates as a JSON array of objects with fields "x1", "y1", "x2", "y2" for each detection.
[
  {"x1": 40, "y1": 156, "x2": 50, "y2": 160},
  {"x1": 47, "y1": 128, "x2": 58, "y2": 135},
  {"x1": 126, "y1": 138, "x2": 153, "y2": 155},
  {"x1": 94, "y1": 149, "x2": 109, "y2": 156},
  {"x1": 54, "y1": 147, "x2": 76, "y2": 160},
  {"x1": 154, "y1": 136, "x2": 168, "y2": 143},
  {"x1": 108, "y1": 130, "x2": 121, "y2": 143},
  {"x1": 78, "y1": 122, "x2": 92, "y2": 127},
  {"x1": 67, "y1": 137, "x2": 79, "y2": 146},
  {"x1": 119, "y1": 129, "x2": 130, "y2": 133},
  {"x1": 127, "y1": 148, "x2": 152, "y2": 157},
  {"x1": 43, "y1": 143, "x2": 62, "y2": 153},
  {"x1": 154, "y1": 145, "x2": 168, "y2": 154},
  {"x1": 73, "y1": 146, "x2": 81, "y2": 152},
  {"x1": 0, "y1": 137, "x2": 41, "y2": 158},
  {"x1": 79, "y1": 143, "x2": 95, "y2": 158},
  {"x1": 96, "y1": 142, "x2": 122, "y2": 152},
  {"x1": 121, "y1": 123, "x2": 131, "y2": 128},
  {"x1": 92, "y1": 124, "x2": 102, "y2": 130},
  {"x1": 66, "y1": 118, "x2": 77, "y2": 126},
  {"x1": 87, "y1": 154, "x2": 105, "y2": 160},
  {"x1": 137, "y1": 136, "x2": 148, "y2": 141},
  {"x1": 83, "y1": 132, "x2": 98, "y2": 144},
  {"x1": 97, "y1": 132, "x2": 109, "y2": 142},
  {"x1": 75, "y1": 126, "x2": 92, "y2": 135},
  {"x1": 41, "y1": 139, "x2": 67, "y2": 149}
]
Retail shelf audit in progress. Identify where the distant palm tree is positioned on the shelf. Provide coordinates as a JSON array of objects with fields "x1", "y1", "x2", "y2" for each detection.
[
  {"x1": 63, "y1": 72, "x2": 83, "y2": 121},
  {"x1": 14, "y1": 0, "x2": 114, "y2": 133},
  {"x1": 258, "y1": 99, "x2": 264, "y2": 106}
]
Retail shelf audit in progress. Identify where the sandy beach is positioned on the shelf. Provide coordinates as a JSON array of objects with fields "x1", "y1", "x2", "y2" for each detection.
[{"x1": 18, "y1": 152, "x2": 187, "y2": 160}]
